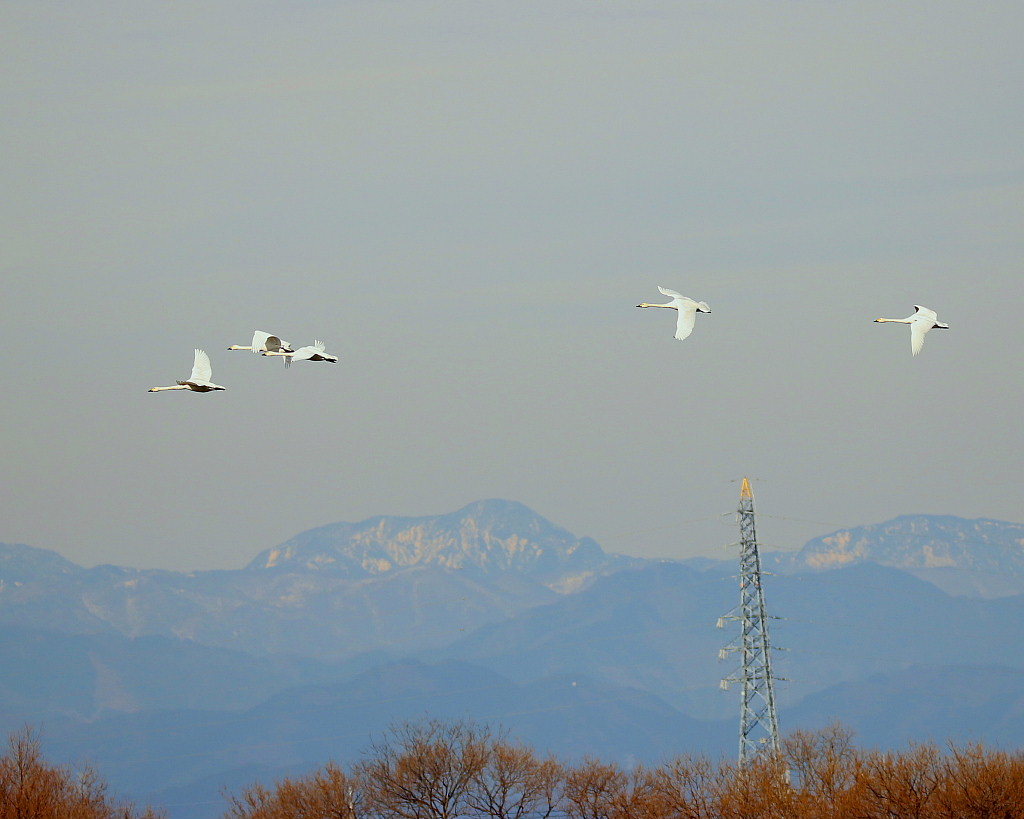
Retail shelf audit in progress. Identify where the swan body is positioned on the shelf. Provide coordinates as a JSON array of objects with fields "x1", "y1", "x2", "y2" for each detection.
[
  {"x1": 874, "y1": 305, "x2": 949, "y2": 356},
  {"x1": 636, "y1": 286, "x2": 711, "y2": 340},
  {"x1": 149, "y1": 349, "x2": 226, "y2": 392},
  {"x1": 227, "y1": 330, "x2": 294, "y2": 354},
  {"x1": 263, "y1": 339, "x2": 339, "y2": 368}
]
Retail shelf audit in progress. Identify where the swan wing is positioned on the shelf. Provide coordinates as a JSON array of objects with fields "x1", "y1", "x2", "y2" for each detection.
[
  {"x1": 913, "y1": 305, "x2": 938, "y2": 322},
  {"x1": 251, "y1": 330, "x2": 273, "y2": 354},
  {"x1": 311, "y1": 339, "x2": 327, "y2": 353},
  {"x1": 263, "y1": 334, "x2": 287, "y2": 353},
  {"x1": 674, "y1": 302, "x2": 699, "y2": 340},
  {"x1": 910, "y1": 318, "x2": 932, "y2": 356},
  {"x1": 189, "y1": 349, "x2": 213, "y2": 382},
  {"x1": 658, "y1": 286, "x2": 684, "y2": 299},
  {"x1": 290, "y1": 345, "x2": 315, "y2": 363}
]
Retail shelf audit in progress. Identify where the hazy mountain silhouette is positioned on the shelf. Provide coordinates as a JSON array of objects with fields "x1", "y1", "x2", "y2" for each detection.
[
  {"x1": 785, "y1": 664, "x2": 1024, "y2": 749},
  {"x1": 42, "y1": 655, "x2": 1024, "y2": 819},
  {"x1": 0, "y1": 501, "x2": 632, "y2": 661},
  {"x1": 41, "y1": 659, "x2": 726, "y2": 819},
  {"x1": 0, "y1": 624, "x2": 360, "y2": 738},
  {"x1": 5, "y1": 504, "x2": 1024, "y2": 817},
  {"x1": 439, "y1": 560, "x2": 1024, "y2": 719},
  {"x1": 248, "y1": 499, "x2": 633, "y2": 591},
  {"x1": 785, "y1": 514, "x2": 1024, "y2": 597}
]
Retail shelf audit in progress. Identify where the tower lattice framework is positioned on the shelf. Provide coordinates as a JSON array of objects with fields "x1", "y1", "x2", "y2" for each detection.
[{"x1": 718, "y1": 478, "x2": 782, "y2": 767}]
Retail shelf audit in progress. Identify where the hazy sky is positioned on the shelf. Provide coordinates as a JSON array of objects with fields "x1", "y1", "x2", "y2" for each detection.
[{"x1": 2, "y1": 1, "x2": 1022, "y2": 571}]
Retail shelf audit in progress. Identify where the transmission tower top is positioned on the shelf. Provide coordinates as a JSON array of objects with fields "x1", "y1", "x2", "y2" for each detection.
[{"x1": 718, "y1": 476, "x2": 782, "y2": 767}]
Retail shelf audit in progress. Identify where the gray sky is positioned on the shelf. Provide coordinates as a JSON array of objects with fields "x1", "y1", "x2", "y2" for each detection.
[{"x1": 2, "y1": 1, "x2": 1022, "y2": 571}]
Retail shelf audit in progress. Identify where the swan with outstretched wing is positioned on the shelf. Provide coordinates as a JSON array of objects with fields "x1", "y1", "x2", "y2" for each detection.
[
  {"x1": 228, "y1": 330, "x2": 294, "y2": 354},
  {"x1": 149, "y1": 349, "x2": 226, "y2": 392},
  {"x1": 263, "y1": 339, "x2": 339, "y2": 368},
  {"x1": 637, "y1": 286, "x2": 711, "y2": 341},
  {"x1": 874, "y1": 305, "x2": 949, "y2": 356}
]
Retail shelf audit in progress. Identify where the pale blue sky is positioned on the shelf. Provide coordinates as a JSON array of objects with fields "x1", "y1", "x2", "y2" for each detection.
[{"x1": 2, "y1": 1, "x2": 1022, "y2": 569}]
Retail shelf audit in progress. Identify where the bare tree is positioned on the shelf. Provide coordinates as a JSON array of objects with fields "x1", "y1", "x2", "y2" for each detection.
[
  {"x1": 859, "y1": 745, "x2": 941, "y2": 819},
  {"x1": 932, "y1": 743, "x2": 1024, "y2": 819},
  {"x1": 713, "y1": 755, "x2": 798, "y2": 819},
  {"x1": 14, "y1": 715, "x2": 1024, "y2": 819},
  {"x1": 782, "y1": 723, "x2": 860, "y2": 817},
  {"x1": 0, "y1": 726, "x2": 162, "y2": 819},
  {"x1": 225, "y1": 762, "x2": 358, "y2": 819},
  {"x1": 464, "y1": 741, "x2": 564, "y2": 819},
  {"x1": 645, "y1": 755, "x2": 720, "y2": 819},
  {"x1": 563, "y1": 758, "x2": 628, "y2": 819},
  {"x1": 356, "y1": 721, "x2": 491, "y2": 819}
]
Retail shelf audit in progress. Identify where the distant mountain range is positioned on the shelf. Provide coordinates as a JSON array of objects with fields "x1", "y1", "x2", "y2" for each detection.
[
  {"x1": 0, "y1": 500, "x2": 632, "y2": 660},
  {"x1": 438, "y1": 560, "x2": 1024, "y2": 718},
  {"x1": 3, "y1": 501, "x2": 1024, "y2": 818},
  {"x1": 782, "y1": 514, "x2": 1024, "y2": 597},
  {"x1": 0, "y1": 624, "x2": 339, "y2": 721},
  {"x1": 43, "y1": 659, "x2": 725, "y2": 813},
  {"x1": 249, "y1": 498, "x2": 634, "y2": 592}
]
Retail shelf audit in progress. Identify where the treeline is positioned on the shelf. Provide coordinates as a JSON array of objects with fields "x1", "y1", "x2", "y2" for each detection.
[
  {"x1": 0, "y1": 727, "x2": 161, "y2": 819},
  {"x1": 226, "y1": 721, "x2": 1024, "y2": 819},
  {"x1": 5, "y1": 721, "x2": 1024, "y2": 818}
]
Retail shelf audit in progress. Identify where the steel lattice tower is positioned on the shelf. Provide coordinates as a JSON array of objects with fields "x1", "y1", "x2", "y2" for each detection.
[{"x1": 718, "y1": 478, "x2": 782, "y2": 767}]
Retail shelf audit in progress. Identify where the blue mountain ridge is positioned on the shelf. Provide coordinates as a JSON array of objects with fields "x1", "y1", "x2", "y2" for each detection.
[
  {"x1": 2, "y1": 502, "x2": 1024, "y2": 817},
  {"x1": 783, "y1": 513, "x2": 1024, "y2": 597}
]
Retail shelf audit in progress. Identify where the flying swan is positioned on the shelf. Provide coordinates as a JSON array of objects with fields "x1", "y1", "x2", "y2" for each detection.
[
  {"x1": 636, "y1": 286, "x2": 711, "y2": 340},
  {"x1": 227, "y1": 330, "x2": 294, "y2": 355},
  {"x1": 148, "y1": 349, "x2": 226, "y2": 392},
  {"x1": 263, "y1": 339, "x2": 339, "y2": 368},
  {"x1": 874, "y1": 305, "x2": 949, "y2": 356}
]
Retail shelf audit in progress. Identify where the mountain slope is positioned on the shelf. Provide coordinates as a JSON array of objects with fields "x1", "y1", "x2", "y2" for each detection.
[
  {"x1": 248, "y1": 499, "x2": 629, "y2": 592},
  {"x1": 786, "y1": 664, "x2": 1024, "y2": 749},
  {"x1": 787, "y1": 515, "x2": 1024, "y2": 597},
  {"x1": 41, "y1": 659, "x2": 726, "y2": 819},
  {"x1": 440, "y1": 561, "x2": 1024, "y2": 719},
  {"x1": 8, "y1": 510, "x2": 1024, "y2": 818},
  {"x1": 0, "y1": 500, "x2": 627, "y2": 660},
  {"x1": 0, "y1": 624, "x2": 343, "y2": 733}
]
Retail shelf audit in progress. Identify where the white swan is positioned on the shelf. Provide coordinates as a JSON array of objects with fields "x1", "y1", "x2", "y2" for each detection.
[
  {"x1": 263, "y1": 339, "x2": 339, "y2": 368},
  {"x1": 148, "y1": 349, "x2": 226, "y2": 392},
  {"x1": 636, "y1": 286, "x2": 711, "y2": 340},
  {"x1": 227, "y1": 330, "x2": 294, "y2": 355},
  {"x1": 874, "y1": 305, "x2": 949, "y2": 356}
]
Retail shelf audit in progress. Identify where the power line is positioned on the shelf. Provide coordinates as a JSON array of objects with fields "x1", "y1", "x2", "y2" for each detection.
[{"x1": 759, "y1": 512, "x2": 852, "y2": 530}]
